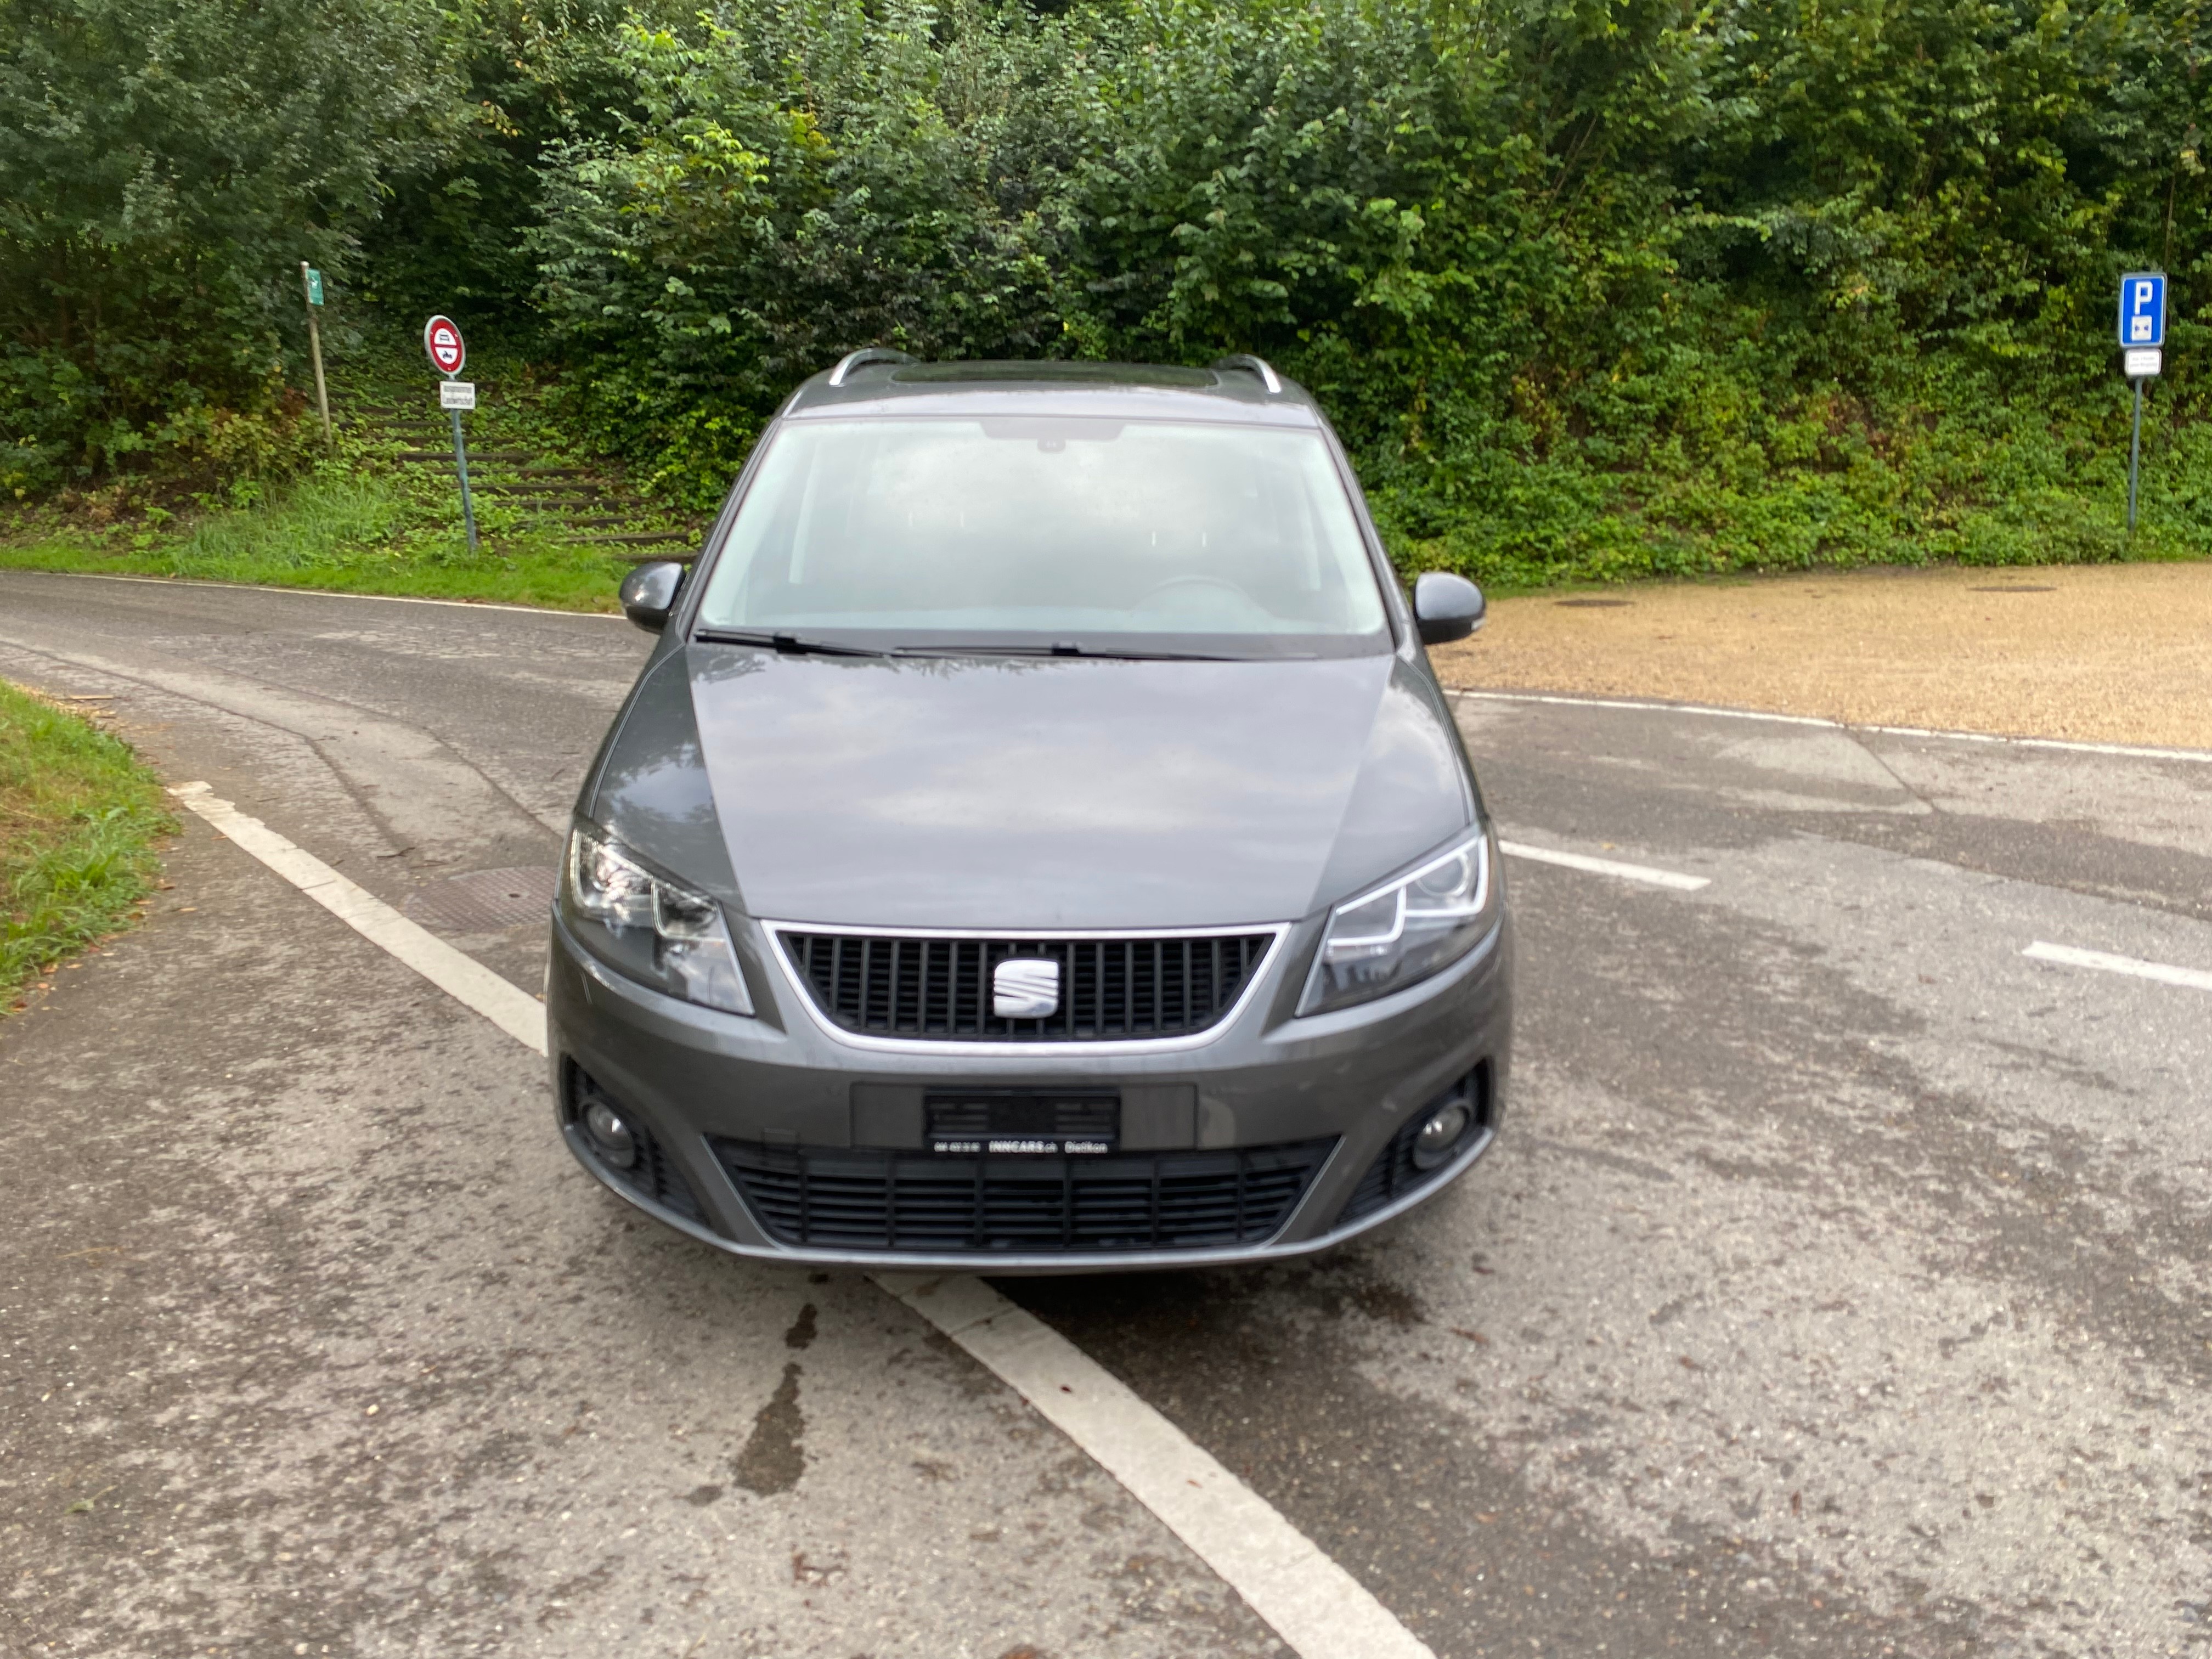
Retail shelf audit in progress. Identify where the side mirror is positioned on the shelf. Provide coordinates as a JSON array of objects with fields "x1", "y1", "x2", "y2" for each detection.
[
  {"x1": 1412, "y1": 571, "x2": 1485, "y2": 646},
  {"x1": 619, "y1": 561, "x2": 685, "y2": 633}
]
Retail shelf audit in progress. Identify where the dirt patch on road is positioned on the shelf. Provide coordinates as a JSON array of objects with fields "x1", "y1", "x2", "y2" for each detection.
[{"x1": 1430, "y1": 561, "x2": 2212, "y2": 752}]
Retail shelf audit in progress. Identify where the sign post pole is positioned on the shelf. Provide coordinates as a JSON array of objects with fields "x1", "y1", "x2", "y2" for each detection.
[
  {"x1": 422, "y1": 315, "x2": 479, "y2": 554},
  {"x1": 449, "y1": 395, "x2": 479, "y2": 554},
  {"x1": 2117, "y1": 271, "x2": 2168, "y2": 546},
  {"x1": 300, "y1": 262, "x2": 332, "y2": 444},
  {"x1": 2127, "y1": 377, "x2": 2144, "y2": 539}
]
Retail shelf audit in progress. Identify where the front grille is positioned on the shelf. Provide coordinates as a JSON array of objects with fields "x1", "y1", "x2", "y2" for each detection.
[
  {"x1": 714, "y1": 1138, "x2": 1336, "y2": 1253},
  {"x1": 778, "y1": 932, "x2": 1275, "y2": 1042},
  {"x1": 1335, "y1": 1066, "x2": 1492, "y2": 1228},
  {"x1": 567, "y1": 1066, "x2": 704, "y2": 1223}
]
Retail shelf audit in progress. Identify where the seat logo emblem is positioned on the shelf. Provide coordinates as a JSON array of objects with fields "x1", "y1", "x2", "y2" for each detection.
[{"x1": 993, "y1": 958, "x2": 1060, "y2": 1019}]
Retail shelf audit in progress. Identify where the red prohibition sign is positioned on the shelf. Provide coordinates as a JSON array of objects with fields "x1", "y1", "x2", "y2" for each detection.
[{"x1": 423, "y1": 314, "x2": 466, "y2": 376}]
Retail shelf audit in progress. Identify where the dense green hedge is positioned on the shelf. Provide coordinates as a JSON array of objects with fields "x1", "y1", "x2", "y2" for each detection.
[{"x1": 5, "y1": 0, "x2": 2208, "y2": 580}]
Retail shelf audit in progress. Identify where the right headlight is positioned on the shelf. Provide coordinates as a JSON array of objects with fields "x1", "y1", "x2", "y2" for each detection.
[
  {"x1": 1297, "y1": 830, "x2": 1495, "y2": 1016},
  {"x1": 562, "y1": 822, "x2": 753, "y2": 1015}
]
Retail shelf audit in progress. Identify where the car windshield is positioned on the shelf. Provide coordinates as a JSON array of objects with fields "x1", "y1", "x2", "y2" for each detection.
[{"x1": 692, "y1": 417, "x2": 1389, "y2": 656}]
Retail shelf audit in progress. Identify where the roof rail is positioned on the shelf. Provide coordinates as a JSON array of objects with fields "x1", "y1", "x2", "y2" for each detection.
[
  {"x1": 827, "y1": 347, "x2": 917, "y2": 387},
  {"x1": 1211, "y1": 353, "x2": 1282, "y2": 394}
]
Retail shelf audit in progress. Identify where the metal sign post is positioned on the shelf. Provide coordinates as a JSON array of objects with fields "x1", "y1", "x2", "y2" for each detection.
[
  {"x1": 2118, "y1": 272, "x2": 2167, "y2": 542},
  {"x1": 422, "y1": 315, "x2": 478, "y2": 554},
  {"x1": 300, "y1": 262, "x2": 332, "y2": 444}
]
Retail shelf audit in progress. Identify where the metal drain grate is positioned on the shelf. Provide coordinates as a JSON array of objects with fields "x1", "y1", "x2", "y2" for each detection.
[{"x1": 402, "y1": 866, "x2": 558, "y2": 933}]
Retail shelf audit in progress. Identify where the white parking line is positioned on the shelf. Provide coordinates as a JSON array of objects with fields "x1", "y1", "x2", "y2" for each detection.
[
  {"x1": 1498, "y1": 839, "x2": 1711, "y2": 891},
  {"x1": 177, "y1": 782, "x2": 1434, "y2": 1659},
  {"x1": 878, "y1": 1274, "x2": 1436, "y2": 1659},
  {"x1": 168, "y1": 784, "x2": 549, "y2": 1054},
  {"x1": 1451, "y1": 687, "x2": 2212, "y2": 766},
  {"x1": 2023, "y1": 940, "x2": 2212, "y2": 994}
]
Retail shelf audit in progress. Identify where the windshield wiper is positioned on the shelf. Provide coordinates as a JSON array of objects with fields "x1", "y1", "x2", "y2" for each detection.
[
  {"x1": 695, "y1": 631, "x2": 1238, "y2": 662},
  {"x1": 896, "y1": 642, "x2": 1235, "y2": 662},
  {"x1": 692, "y1": 628, "x2": 891, "y2": 659}
]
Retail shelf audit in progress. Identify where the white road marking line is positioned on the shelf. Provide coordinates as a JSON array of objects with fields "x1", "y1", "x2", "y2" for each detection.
[
  {"x1": 1498, "y1": 839, "x2": 1710, "y2": 891},
  {"x1": 1455, "y1": 686, "x2": 1836, "y2": 729},
  {"x1": 2023, "y1": 940, "x2": 2212, "y2": 994},
  {"x1": 169, "y1": 783, "x2": 549, "y2": 1054},
  {"x1": 11, "y1": 569, "x2": 626, "y2": 620},
  {"x1": 877, "y1": 1273, "x2": 1436, "y2": 1659},
  {"x1": 180, "y1": 783, "x2": 1429, "y2": 1659},
  {"x1": 1449, "y1": 687, "x2": 2212, "y2": 766}
]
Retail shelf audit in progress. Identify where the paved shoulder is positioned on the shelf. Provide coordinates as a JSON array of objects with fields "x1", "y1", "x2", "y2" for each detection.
[{"x1": 0, "y1": 816, "x2": 1289, "y2": 1657}]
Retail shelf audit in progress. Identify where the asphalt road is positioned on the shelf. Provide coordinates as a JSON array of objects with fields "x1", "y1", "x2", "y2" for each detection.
[{"x1": 3, "y1": 569, "x2": 2210, "y2": 1659}]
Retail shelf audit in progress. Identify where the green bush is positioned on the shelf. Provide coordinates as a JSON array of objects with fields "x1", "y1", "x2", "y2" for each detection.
[{"x1": 526, "y1": 0, "x2": 1063, "y2": 503}]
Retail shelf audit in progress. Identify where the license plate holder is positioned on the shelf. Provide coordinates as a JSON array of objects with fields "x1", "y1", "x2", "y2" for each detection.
[{"x1": 924, "y1": 1090, "x2": 1120, "y2": 1156}]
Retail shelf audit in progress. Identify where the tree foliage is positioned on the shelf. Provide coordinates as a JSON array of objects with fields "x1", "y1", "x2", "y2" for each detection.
[
  {"x1": 515, "y1": 0, "x2": 2211, "y2": 571},
  {"x1": 6, "y1": 0, "x2": 2210, "y2": 572},
  {"x1": 527, "y1": 0, "x2": 1062, "y2": 487},
  {"x1": 0, "y1": 0, "x2": 456, "y2": 492}
]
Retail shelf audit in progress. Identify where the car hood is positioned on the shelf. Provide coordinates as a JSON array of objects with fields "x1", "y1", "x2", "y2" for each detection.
[{"x1": 591, "y1": 646, "x2": 1475, "y2": 932}]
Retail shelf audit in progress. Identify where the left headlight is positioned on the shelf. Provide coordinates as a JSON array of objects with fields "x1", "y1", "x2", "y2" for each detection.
[
  {"x1": 1297, "y1": 830, "x2": 1496, "y2": 1017},
  {"x1": 562, "y1": 822, "x2": 753, "y2": 1015}
]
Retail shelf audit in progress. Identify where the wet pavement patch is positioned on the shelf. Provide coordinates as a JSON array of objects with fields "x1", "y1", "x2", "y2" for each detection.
[{"x1": 732, "y1": 1361, "x2": 806, "y2": 1494}]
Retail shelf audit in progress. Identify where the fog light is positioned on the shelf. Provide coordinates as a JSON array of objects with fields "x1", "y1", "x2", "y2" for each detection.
[
  {"x1": 583, "y1": 1099, "x2": 639, "y2": 1169},
  {"x1": 1411, "y1": 1100, "x2": 1472, "y2": 1170}
]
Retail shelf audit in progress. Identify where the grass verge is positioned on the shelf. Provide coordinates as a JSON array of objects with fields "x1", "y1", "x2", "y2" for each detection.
[
  {"x1": 2, "y1": 681, "x2": 174, "y2": 1012},
  {"x1": 0, "y1": 473, "x2": 641, "y2": 612},
  {"x1": 2, "y1": 336, "x2": 692, "y2": 612}
]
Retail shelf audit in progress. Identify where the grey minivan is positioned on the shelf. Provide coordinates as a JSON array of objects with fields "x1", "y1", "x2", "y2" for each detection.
[{"x1": 548, "y1": 352, "x2": 1513, "y2": 1268}]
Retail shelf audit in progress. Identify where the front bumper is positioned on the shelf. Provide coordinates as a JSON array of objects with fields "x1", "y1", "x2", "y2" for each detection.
[{"x1": 545, "y1": 906, "x2": 1514, "y2": 1271}]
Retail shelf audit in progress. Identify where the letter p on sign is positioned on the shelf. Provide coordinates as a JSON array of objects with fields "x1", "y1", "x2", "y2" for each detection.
[{"x1": 2118, "y1": 273, "x2": 2166, "y2": 349}]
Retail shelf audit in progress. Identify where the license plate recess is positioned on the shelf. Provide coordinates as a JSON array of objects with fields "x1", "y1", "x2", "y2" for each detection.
[{"x1": 925, "y1": 1090, "x2": 1119, "y2": 1156}]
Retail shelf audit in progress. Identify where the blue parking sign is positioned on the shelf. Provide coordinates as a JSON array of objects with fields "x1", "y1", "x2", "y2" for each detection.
[{"x1": 2118, "y1": 272, "x2": 2166, "y2": 347}]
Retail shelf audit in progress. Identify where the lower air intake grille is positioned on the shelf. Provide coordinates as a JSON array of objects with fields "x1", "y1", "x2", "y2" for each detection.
[
  {"x1": 778, "y1": 932, "x2": 1275, "y2": 1042},
  {"x1": 1335, "y1": 1066, "x2": 1492, "y2": 1228},
  {"x1": 714, "y1": 1139, "x2": 1336, "y2": 1253}
]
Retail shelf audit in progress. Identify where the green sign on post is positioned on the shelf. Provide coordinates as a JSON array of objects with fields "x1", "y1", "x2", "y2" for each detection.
[{"x1": 299, "y1": 261, "x2": 332, "y2": 443}]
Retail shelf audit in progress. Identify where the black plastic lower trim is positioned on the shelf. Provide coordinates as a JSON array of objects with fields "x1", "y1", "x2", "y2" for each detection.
[
  {"x1": 1334, "y1": 1064, "x2": 1492, "y2": 1228},
  {"x1": 564, "y1": 1063, "x2": 704, "y2": 1223},
  {"x1": 712, "y1": 1137, "x2": 1338, "y2": 1254}
]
